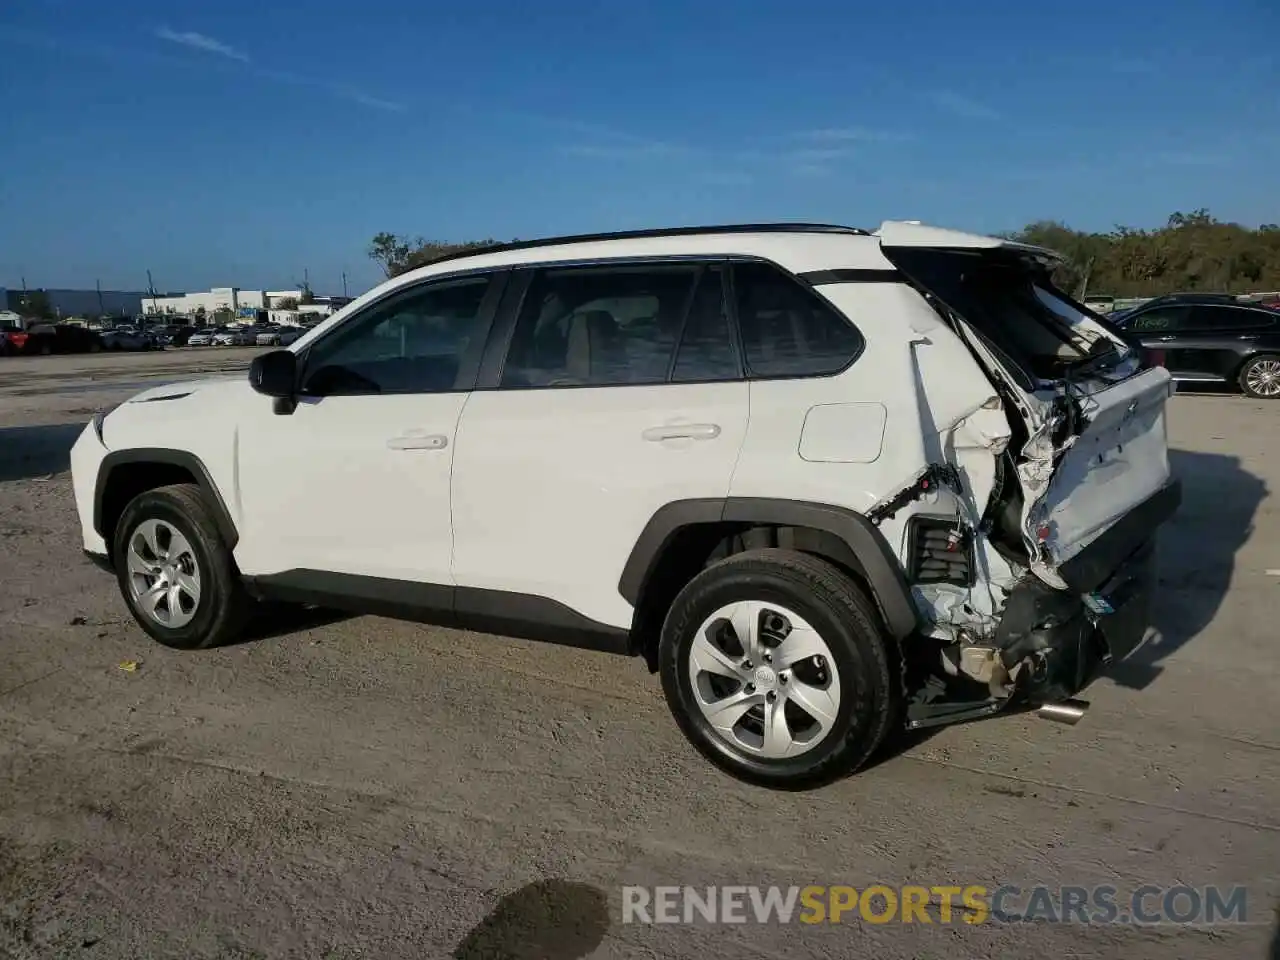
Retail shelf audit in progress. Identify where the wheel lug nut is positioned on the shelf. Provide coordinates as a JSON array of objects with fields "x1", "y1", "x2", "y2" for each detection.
[
  {"x1": 742, "y1": 660, "x2": 753, "y2": 670},
  {"x1": 745, "y1": 683, "x2": 755, "y2": 694},
  {"x1": 780, "y1": 672, "x2": 789, "y2": 684},
  {"x1": 766, "y1": 691, "x2": 777, "y2": 703},
  {"x1": 763, "y1": 653, "x2": 772, "y2": 664}
]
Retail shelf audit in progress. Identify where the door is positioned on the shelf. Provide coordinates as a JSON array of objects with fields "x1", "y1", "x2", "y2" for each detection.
[
  {"x1": 451, "y1": 262, "x2": 749, "y2": 630},
  {"x1": 234, "y1": 272, "x2": 504, "y2": 583},
  {"x1": 1123, "y1": 306, "x2": 1201, "y2": 376},
  {"x1": 1179, "y1": 305, "x2": 1278, "y2": 380}
]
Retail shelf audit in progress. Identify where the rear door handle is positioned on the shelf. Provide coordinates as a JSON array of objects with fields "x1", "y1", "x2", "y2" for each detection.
[
  {"x1": 387, "y1": 433, "x2": 448, "y2": 451},
  {"x1": 642, "y1": 423, "x2": 721, "y2": 442}
]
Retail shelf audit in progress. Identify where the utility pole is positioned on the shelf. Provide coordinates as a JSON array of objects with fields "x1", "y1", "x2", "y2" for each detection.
[
  {"x1": 341, "y1": 271, "x2": 348, "y2": 298},
  {"x1": 96, "y1": 279, "x2": 105, "y2": 318}
]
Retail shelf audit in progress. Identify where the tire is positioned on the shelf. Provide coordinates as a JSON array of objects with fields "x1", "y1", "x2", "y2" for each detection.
[
  {"x1": 38, "y1": 342, "x2": 52, "y2": 356},
  {"x1": 112, "y1": 483, "x2": 251, "y2": 650},
  {"x1": 659, "y1": 548, "x2": 896, "y2": 789},
  {"x1": 1239, "y1": 354, "x2": 1280, "y2": 400}
]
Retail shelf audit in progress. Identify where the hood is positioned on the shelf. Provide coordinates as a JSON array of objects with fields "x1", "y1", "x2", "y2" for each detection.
[{"x1": 123, "y1": 374, "x2": 245, "y2": 405}]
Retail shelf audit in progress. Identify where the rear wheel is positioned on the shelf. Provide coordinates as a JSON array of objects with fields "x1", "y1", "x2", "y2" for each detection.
[
  {"x1": 1240, "y1": 355, "x2": 1280, "y2": 399},
  {"x1": 113, "y1": 483, "x2": 250, "y2": 650},
  {"x1": 659, "y1": 549, "x2": 896, "y2": 788}
]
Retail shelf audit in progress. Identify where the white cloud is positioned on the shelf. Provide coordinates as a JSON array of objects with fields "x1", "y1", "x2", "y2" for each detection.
[
  {"x1": 793, "y1": 127, "x2": 910, "y2": 143},
  {"x1": 155, "y1": 26, "x2": 248, "y2": 62},
  {"x1": 930, "y1": 91, "x2": 1001, "y2": 121},
  {"x1": 560, "y1": 142, "x2": 686, "y2": 160}
]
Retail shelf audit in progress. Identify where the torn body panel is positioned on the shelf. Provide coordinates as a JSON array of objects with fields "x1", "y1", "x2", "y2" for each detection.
[{"x1": 864, "y1": 243, "x2": 1180, "y2": 725}]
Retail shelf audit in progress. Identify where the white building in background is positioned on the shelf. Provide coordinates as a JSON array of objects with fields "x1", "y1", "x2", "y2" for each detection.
[{"x1": 142, "y1": 287, "x2": 304, "y2": 317}]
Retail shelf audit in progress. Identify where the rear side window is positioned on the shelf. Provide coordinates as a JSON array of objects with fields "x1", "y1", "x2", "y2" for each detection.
[
  {"x1": 732, "y1": 262, "x2": 862, "y2": 377},
  {"x1": 501, "y1": 264, "x2": 725, "y2": 388},
  {"x1": 1191, "y1": 305, "x2": 1275, "y2": 331},
  {"x1": 671, "y1": 267, "x2": 740, "y2": 382}
]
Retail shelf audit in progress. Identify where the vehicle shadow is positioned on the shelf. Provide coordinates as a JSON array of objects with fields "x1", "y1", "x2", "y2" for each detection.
[
  {"x1": 231, "y1": 602, "x2": 354, "y2": 645},
  {"x1": 0, "y1": 422, "x2": 86, "y2": 482},
  {"x1": 1105, "y1": 446, "x2": 1266, "y2": 690}
]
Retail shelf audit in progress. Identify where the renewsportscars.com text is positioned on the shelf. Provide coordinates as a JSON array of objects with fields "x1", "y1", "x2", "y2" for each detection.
[{"x1": 621, "y1": 884, "x2": 1250, "y2": 926}]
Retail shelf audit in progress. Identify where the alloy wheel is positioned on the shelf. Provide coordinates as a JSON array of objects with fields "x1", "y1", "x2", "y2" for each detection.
[
  {"x1": 125, "y1": 518, "x2": 202, "y2": 628},
  {"x1": 1245, "y1": 359, "x2": 1280, "y2": 397},
  {"x1": 687, "y1": 600, "x2": 842, "y2": 759}
]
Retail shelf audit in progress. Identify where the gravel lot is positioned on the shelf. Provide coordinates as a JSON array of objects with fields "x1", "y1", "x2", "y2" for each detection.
[{"x1": 1, "y1": 351, "x2": 1278, "y2": 959}]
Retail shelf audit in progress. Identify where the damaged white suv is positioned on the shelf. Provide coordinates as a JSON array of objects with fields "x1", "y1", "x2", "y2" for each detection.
[{"x1": 71, "y1": 222, "x2": 1179, "y2": 787}]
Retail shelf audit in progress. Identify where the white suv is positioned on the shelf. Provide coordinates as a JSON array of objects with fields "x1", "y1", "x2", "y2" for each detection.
[{"x1": 70, "y1": 222, "x2": 1180, "y2": 787}]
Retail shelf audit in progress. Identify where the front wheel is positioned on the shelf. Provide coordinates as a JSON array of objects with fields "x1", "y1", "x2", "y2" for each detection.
[
  {"x1": 113, "y1": 483, "x2": 251, "y2": 649},
  {"x1": 659, "y1": 549, "x2": 896, "y2": 788},
  {"x1": 1240, "y1": 355, "x2": 1280, "y2": 399}
]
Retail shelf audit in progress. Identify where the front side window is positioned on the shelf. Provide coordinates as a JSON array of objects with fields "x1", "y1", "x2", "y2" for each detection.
[
  {"x1": 732, "y1": 262, "x2": 863, "y2": 377},
  {"x1": 302, "y1": 276, "x2": 492, "y2": 395},
  {"x1": 501, "y1": 264, "x2": 703, "y2": 388}
]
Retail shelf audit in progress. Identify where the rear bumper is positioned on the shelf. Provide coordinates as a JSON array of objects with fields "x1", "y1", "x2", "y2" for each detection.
[{"x1": 997, "y1": 482, "x2": 1178, "y2": 705}]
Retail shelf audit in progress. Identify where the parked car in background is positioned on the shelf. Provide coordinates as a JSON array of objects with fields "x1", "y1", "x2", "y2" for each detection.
[
  {"x1": 18, "y1": 323, "x2": 106, "y2": 355},
  {"x1": 214, "y1": 327, "x2": 258, "y2": 346},
  {"x1": 102, "y1": 327, "x2": 158, "y2": 351},
  {"x1": 0, "y1": 326, "x2": 28, "y2": 355},
  {"x1": 186, "y1": 328, "x2": 222, "y2": 347},
  {"x1": 161, "y1": 326, "x2": 196, "y2": 347},
  {"x1": 255, "y1": 325, "x2": 302, "y2": 346},
  {"x1": 1114, "y1": 299, "x2": 1280, "y2": 398}
]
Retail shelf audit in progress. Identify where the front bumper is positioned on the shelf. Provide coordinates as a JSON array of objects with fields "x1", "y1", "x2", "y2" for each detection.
[{"x1": 70, "y1": 420, "x2": 110, "y2": 557}]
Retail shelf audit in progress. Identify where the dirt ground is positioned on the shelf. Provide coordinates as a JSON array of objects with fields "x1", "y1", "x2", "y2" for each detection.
[{"x1": 1, "y1": 351, "x2": 1278, "y2": 959}]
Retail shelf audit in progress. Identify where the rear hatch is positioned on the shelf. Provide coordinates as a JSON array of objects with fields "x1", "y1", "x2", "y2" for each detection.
[{"x1": 877, "y1": 221, "x2": 1179, "y2": 590}]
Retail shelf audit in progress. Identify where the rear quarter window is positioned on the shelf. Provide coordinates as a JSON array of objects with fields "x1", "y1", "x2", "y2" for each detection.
[{"x1": 732, "y1": 261, "x2": 863, "y2": 378}]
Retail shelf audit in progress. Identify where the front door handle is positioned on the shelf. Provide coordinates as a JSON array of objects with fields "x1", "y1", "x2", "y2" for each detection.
[
  {"x1": 387, "y1": 433, "x2": 448, "y2": 451},
  {"x1": 642, "y1": 423, "x2": 721, "y2": 442}
]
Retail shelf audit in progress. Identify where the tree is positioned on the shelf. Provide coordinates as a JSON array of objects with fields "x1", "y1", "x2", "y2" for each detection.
[
  {"x1": 368, "y1": 232, "x2": 416, "y2": 278},
  {"x1": 369, "y1": 232, "x2": 505, "y2": 278},
  {"x1": 19, "y1": 290, "x2": 54, "y2": 320},
  {"x1": 275, "y1": 297, "x2": 299, "y2": 311},
  {"x1": 1006, "y1": 211, "x2": 1280, "y2": 297}
]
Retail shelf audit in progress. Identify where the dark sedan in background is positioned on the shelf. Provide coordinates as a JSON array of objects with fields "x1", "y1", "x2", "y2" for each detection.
[
  {"x1": 4, "y1": 323, "x2": 106, "y2": 356},
  {"x1": 1113, "y1": 296, "x2": 1280, "y2": 399}
]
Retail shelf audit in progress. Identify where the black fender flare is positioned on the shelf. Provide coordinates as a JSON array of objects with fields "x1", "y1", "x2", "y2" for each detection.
[
  {"x1": 93, "y1": 448, "x2": 239, "y2": 549},
  {"x1": 619, "y1": 497, "x2": 919, "y2": 639}
]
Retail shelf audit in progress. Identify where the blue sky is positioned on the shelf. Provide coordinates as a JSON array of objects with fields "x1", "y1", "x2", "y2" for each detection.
[{"x1": 2, "y1": 0, "x2": 1276, "y2": 295}]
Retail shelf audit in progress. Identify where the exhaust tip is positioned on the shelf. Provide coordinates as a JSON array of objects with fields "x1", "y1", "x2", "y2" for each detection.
[{"x1": 1037, "y1": 699, "x2": 1089, "y2": 725}]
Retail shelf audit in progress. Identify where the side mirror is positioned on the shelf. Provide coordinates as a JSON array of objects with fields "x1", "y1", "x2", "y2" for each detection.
[{"x1": 249, "y1": 349, "x2": 298, "y2": 408}]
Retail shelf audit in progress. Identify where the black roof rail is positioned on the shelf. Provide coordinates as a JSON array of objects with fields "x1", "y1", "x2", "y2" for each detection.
[{"x1": 419, "y1": 222, "x2": 870, "y2": 268}]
